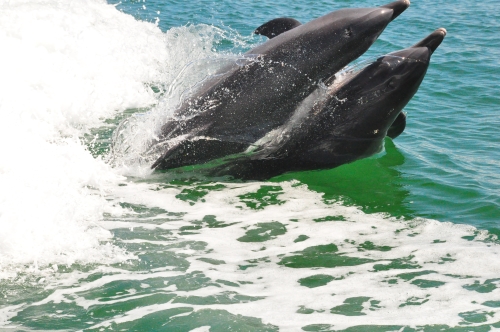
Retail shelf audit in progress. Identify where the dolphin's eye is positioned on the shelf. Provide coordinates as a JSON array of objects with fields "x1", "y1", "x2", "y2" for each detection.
[
  {"x1": 387, "y1": 78, "x2": 396, "y2": 89},
  {"x1": 344, "y1": 27, "x2": 353, "y2": 38}
]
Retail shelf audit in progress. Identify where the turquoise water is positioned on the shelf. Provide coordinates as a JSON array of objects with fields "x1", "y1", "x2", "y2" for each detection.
[{"x1": 1, "y1": 0, "x2": 499, "y2": 330}]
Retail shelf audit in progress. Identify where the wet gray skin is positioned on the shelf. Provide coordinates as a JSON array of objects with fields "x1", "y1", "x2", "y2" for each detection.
[
  {"x1": 151, "y1": 0, "x2": 410, "y2": 170},
  {"x1": 208, "y1": 28, "x2": 446, "y2": 180}
]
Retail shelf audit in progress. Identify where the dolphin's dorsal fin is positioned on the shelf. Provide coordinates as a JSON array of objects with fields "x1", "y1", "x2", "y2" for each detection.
[{"x1": 254, "y1": 18, "x2": 302, "y2": 39}]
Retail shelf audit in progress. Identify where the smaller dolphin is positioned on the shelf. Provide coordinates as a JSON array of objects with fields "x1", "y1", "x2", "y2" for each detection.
[
  {"x1": 151, "y1": 0, "x2": 410, "y2": 171},
  {"x1": 209, "y1": 28, "x2": 447, "y2": 180}
]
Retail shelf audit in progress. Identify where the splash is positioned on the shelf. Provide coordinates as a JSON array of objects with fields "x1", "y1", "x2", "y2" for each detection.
[
  {"x1": 0, "y1": 0, "x2": 262, "y2": 275},
  {"x1": 0, "y1": 0, "x2": 171, "y2": 272},
  {"x1": 109, "y1": 51, "x2": 261, "y2": 175}
]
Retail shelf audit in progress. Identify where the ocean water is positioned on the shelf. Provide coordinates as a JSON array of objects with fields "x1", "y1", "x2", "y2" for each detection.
[{"x1": 1, "y1": 0, "x2": 499, "y2": 330}]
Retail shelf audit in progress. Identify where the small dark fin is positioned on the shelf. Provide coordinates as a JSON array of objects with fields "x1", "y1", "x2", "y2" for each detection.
[
  {"x1": 151, "y1": 139, "x2": 248, "y2": 170},
  {"x1": 254, "y1": 18, "x2": 302, "y2": 39},
  {"x1": 387, "y1": 112, "x2": 407, "y2": 139},
  {"x1": 207, "y1": 157, "x2": 286, "y2": 181}
]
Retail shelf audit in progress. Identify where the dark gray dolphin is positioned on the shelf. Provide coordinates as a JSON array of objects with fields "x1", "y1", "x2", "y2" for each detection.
[
  {"x1": 209, "y1": 28, "x2": 447, "y2": 180},
  {"x1": 151, "y1": 0, "x2": 410, "y2": 170}
]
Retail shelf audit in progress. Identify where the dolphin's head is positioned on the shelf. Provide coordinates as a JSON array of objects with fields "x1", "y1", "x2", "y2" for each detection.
[
  {"x1": 299, "y1": 0, "x2": 410, "y2": 77},
  {"x1": 253, "y1": 0, "x2": 410, "y2": 81},
  {"x1": 315, "y1": 0, "x2": 410, "y2": 44},
  {"x1": 331, "y1": 28, "x2": 447, "y2": 141}
]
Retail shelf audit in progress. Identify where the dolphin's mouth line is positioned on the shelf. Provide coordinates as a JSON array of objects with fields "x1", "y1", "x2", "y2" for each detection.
[
  {"x1": 383, "y1": 54, "x2": 427, "y2": 64},
  {"x1": 336, "y1": 54, "x2": 426, "y2": 79}
]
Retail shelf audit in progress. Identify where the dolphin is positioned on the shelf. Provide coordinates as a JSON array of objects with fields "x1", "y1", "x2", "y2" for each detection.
[
  {"x1": 151, "y1": 0, "x2": 410, "y2": 170},
  {"x1": 208, "y1": 28, "x2": 447, "y2": 180}
]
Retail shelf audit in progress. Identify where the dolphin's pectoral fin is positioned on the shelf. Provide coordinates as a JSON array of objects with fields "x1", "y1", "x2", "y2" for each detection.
[
  {"x1": 207, "y1": 157, "x2": 286, "y2": 181},
  {"x1": 151, "y1": 142, "x2": 180, "y2": 170},
  {"x1": 387, "y1": 112, "x2": 407, "y2": 139},
  {"x1": 254, "y1": 18, "x2": 302, "y2": 39},
  {"x1": 152, "y1": 138, "x2": 248, "y2": 170}
]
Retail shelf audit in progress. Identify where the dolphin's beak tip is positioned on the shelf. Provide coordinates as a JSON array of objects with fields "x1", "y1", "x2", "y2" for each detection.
[
  {"x1": 430, "y1": 28, "x2": 447, "y2": 52},
  {"x1": 400, "y1": 0, "x2": 411, "y2": 7},
  {"x1": 436, "y1": 27, "x2": 447, "y2": 36},
  {"x1": 411, "y1": 28, "x2": 447, "y2": 54},
  {"x1": 381, "y1": 0, "x2": 410, "y2": 21}
]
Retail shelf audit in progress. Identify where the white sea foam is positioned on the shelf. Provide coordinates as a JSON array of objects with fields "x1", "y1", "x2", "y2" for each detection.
[
  {"x1": 79, "y1": 180, "x2": 500, "y2": 329},
  {"x1": 0, "y1": 0, "x2": 256, "y2": 275},
  {"x1": 0, "y1": 0, "x2": 174, "y2": 271}
]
